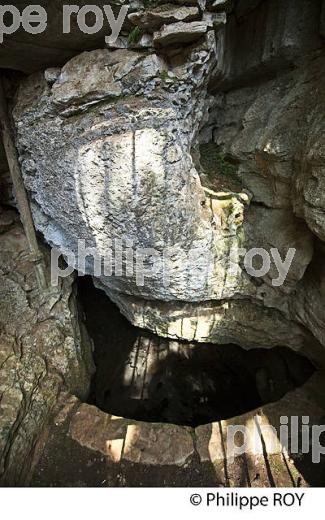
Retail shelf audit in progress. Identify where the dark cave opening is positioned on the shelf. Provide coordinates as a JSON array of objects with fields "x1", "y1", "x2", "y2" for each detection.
[{"x1": 78, "y1": 276, "x2": 316, "y2": 428}]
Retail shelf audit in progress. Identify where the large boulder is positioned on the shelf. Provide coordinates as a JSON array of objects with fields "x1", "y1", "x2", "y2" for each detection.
[{"x1": 7, "y1": 0, "x2": 325, "y2": 358}]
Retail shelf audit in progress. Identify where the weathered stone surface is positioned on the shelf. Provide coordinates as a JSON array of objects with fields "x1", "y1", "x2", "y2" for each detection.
[
  {"x1": 51, "y1": 49, "x2": 164, "y2": 108},
  {"x1": 203, "y1": 49, "x2": 325, "y2": 352},
  {"x1": 69, "y1": 404, "x2": 127, "y2": 462},
  {"x1": 123, "y1": 422, "x2": 194, "y2": 465},
  {"x1": 208, "y1": 53, "x2": 325, "y2": 218},
  {"x1": 202, "y1": 11, "x2": 227, "y2": 28},
  {"x1": 290, "y1": 242, "x2": 325, "y2": 360},
  {"x1": 1, "y1": 0, "x2": 325, "y2": 490},
  {"x1": 195, "y1": 372, "x2": 325, "y2": 486},
  {"x1": 105, "y1": 292, "x2": 310, "y2": 351},
  {"x1": 129, "y1": 6, "x2": 200, "y2": 32},
  {"x1": 208, "y1": 0, "x2": 234, "y2": 13},
  {"x1": 211, "y1": 0, "x2": 323, "y2": 88},
  {"x1": 0, "y1": 209, "x2": 94, "y2": 485},
  {"x1": 106, "y1": 33, "x2": 154, "y2": 51},
  {"x1": 0, "y1": 1, "x2": 214, "y2": 73},
  {"x1": 244, "y1": 206, "x2": 314, "y2": 292},
  {"x1": 4, "y1": 0, "x2": 325, "y2": 358},
  {"x1": 0, "y1": 140, "x2": 7, "y2": 173},
  {"x1": 68, "y1": 402, "x2": 195, "y2": 466},
  {"x1": 29, "y1": 372, "x2": 325, "y2": 486},
  {"x1": 11, "y1": 16, "x2": 325, "y2": 354},
  {"x1": 153, "y1": 21, "x2": 208, "y2": 46},
  {"x1": 14, "y1": 40, "x2": 253, "y2": 307},
  {"x1": 44, "y1": 67, "x2": 61, "y2": 85}
]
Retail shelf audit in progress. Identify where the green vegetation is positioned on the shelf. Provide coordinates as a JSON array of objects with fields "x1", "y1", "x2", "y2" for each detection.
[
  {"x1": 159, "y1": 69, "x2": 176, "y2": 83},
  {"x1": 128, "y1": 26, "x2": 143, "y2": 44},
  {"x1": 160, "y1": 70, "x2": 169, "y2": 82},
  {"x1": 199, "y1": 143, "x2": 242, "y2": 191},
  {"x1": 200, "y1": 143, "x2": 237, "y2": 178}
]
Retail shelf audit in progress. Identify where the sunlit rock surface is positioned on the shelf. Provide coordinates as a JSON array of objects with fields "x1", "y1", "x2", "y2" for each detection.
[
  {"x1": 13, "y1": 41, "x2": 254, "y2": 308},
  {"x1": 9, "y1": 0, "x2": 325, "y2": 356}
]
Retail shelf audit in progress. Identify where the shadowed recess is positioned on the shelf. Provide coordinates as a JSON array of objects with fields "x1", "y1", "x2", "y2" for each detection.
[{"x1": 78, "y1": 276, "x2": 315, "y2": 428}]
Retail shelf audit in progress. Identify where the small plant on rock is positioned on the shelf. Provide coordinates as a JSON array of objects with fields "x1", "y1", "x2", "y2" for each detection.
[{"x1": 128, "y1": 26, "x2": 143, "y2": 44}]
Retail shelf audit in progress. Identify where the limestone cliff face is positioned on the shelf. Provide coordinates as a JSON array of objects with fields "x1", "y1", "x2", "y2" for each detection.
[{"x1": 5, "y1": 0, "x2": 325, "y2": 363}]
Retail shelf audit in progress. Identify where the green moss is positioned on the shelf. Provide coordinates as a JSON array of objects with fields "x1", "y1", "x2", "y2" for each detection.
[
  {"x1": 200, "y1": 143, "x2": 237, "y2": 178},
  {"x1": 199, "y1": 143, "x2": 241, "y2": 191},
  {"x1": 128, "y1": 26, "x2": 143, "y2": 44}
]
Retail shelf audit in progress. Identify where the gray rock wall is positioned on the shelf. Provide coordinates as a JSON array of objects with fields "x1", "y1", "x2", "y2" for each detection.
[
  {"x1": 2, "y1": 0, "x2": 325, "y2": 363},
  {"x1": 0, "y1": 210, "x2": 94, "y2": 485}
]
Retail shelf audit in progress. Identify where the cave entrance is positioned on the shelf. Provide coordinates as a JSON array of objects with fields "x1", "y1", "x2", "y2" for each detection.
[{"x1": 78, "y1": 277, "x2": 315, "y2": 428}]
